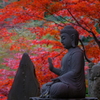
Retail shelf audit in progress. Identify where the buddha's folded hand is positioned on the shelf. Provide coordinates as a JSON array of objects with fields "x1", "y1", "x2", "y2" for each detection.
[{"x1": 51, "y1": 78, "x2": 60, "y2": 82}]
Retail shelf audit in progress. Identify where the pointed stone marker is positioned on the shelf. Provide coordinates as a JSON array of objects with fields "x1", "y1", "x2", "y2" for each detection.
[{"x1": 8, "y1": 53, "x2": 40, "y2": 100}]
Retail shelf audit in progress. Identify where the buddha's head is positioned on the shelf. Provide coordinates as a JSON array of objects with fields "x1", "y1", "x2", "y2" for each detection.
[{"x1": 60, "y1": 25, "x2": 79, "y2": 49}]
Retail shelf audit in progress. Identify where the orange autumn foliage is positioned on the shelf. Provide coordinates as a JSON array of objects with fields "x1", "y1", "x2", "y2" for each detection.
[{"x1": 0, "y1": 0, "x2": 100, "y2": 99}]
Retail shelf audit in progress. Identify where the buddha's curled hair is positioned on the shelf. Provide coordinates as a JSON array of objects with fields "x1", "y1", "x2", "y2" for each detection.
[{"x1": 60, "y1": 25, "x2": 79, "y2": 46}]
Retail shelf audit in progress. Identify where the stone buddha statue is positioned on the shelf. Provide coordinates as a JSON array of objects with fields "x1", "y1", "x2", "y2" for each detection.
[{"x1": 40, "y1": 25, "x2": 86, "y2": 99}]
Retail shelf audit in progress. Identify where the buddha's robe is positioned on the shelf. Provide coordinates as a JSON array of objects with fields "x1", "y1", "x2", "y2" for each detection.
[{"x1": 41, "y1": 47, "x2": 86, "y2": 98}]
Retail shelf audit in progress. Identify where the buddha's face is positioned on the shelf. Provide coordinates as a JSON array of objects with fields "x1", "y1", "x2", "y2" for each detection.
[{"x1": 61, "y1": 33, "x2": 72, "y2": 49}]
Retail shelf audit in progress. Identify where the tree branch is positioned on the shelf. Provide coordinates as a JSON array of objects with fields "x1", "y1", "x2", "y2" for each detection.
[{"x1": 67, "y1": 9, "x2": 100, "y2": 48}]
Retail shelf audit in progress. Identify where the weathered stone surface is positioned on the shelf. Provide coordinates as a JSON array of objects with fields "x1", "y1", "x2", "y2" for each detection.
[
  {"x1": 8, "y1": 53, "x2": 40, "y2": 100},
  {"x1": 29, "y1": 97, "x2": 98, "y2": 100},
  {"x1": 88, "y1": 63, "x2": 100, "y2": 99}
]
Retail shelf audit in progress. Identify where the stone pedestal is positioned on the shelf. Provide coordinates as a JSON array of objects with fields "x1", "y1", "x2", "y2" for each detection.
[{"x1": 30, "y1": 97, "x2": 98, "y2": 100}]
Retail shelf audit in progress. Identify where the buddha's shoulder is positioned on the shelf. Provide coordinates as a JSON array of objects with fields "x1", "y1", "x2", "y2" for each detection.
[{"x1": 69, "y1": 47, "x2": 83, "y2": 54}]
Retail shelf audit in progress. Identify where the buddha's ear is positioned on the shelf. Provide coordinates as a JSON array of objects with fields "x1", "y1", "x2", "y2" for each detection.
[{"x1": 71, "y1": 34, "x2": 76, "y2": 47}]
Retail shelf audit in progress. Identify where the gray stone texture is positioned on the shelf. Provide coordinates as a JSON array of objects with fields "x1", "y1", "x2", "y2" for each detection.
[{"x1": 8, "y1": 53, "x2": 40, "y2": 100}]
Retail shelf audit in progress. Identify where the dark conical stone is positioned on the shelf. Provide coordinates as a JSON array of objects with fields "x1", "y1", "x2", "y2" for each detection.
[{"x1": 8, "y1": 53, "x2": 40, "y2": 100}]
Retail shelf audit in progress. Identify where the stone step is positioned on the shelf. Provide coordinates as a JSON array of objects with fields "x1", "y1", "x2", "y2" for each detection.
[{"x1": 29, "y1": 97, "x2": 98, "y2": 100}]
